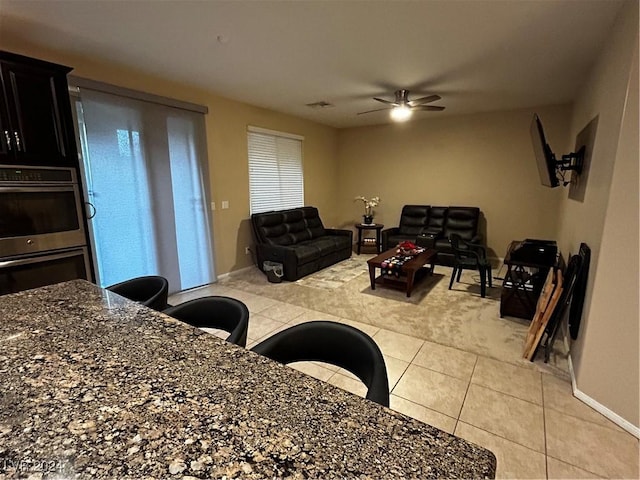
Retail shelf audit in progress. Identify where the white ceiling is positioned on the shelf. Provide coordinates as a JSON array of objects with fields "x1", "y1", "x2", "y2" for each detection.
[{"x1": 0, "y1": 0, "x2": 624, "y2": 128}]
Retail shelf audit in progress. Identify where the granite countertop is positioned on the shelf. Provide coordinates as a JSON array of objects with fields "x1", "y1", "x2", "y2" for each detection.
[{"x1": 0, "y1": 280, "x2": 496, "y2": 479}]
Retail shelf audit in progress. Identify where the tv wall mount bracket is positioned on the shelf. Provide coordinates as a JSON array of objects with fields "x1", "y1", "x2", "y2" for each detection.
[{"x1": 555, "y1": 145, "x2": 585, "y2": 186}]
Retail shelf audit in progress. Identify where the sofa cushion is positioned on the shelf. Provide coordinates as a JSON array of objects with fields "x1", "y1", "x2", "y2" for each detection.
[
  {"x1": 425, "y1": 206, "x2": 447, "y2": 236},
  {"x1": 284, "y1": 213, "x2": 312, "y2": 244},
  {"x1": 443, "y1": 207, "x2": 479, "y2": 241},
  {"x1": 281, "y1": 208, "x2": 303, "y2": 222},
  {"x1": 287, "y1": 217, "x2": 312, "y2": 243},
  {"x1": 253, "y1": 206, "x2": 327, "y2": 246},
  {"x1": 264, "y1": 226, "x2": 294, "y2": 246},
  {"x1": 292, "y1": 243, "x2": 321, "y2": 264},
  {"x1": 434, "y1": 237, "x2": 452, "y2": 251},
  {"x1": 301, "y1": 207, "x2": 326, "y2": 238},
  {"x1": 329, "y1": 234, "x2": 352, "y2": 251},
  {"x1": 301, "y1": 237, "x2": 336, "y2": 257},
  {"x1": 296, "y1": 235, "x2": 351, "y2": 264},
  {"x1": 398, "y1": 205, "x2": 430, "y2": 235}
]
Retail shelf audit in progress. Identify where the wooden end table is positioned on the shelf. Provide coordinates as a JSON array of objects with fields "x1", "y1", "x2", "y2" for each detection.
[
  {"x1": 367, "y1": 247, "x2": 437, "y2": 297},
  {"x1": 354, "y1": 223, "x2": 384, "y2": 254}
]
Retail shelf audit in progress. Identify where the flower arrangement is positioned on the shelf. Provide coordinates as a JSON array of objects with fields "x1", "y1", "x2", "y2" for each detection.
[
  {"x1": 396, "y1": 240, "x2": 421, "y2": 257},
  {"x1": 354, "y1": 196, "x2": 380, "y2": 216}
]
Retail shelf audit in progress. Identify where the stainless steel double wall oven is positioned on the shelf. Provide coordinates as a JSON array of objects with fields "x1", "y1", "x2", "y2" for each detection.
[{"x1": 0, "y1": 165, "x2": 91, "y2": 295}]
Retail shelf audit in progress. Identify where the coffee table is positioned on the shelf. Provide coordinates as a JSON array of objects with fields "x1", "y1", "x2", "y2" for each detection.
[{"x1": 367, "y1": 248, "x2": 437, "y2": 297}]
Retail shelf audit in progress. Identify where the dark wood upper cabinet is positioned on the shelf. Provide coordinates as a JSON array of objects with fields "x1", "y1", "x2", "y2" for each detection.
[{"x1": 0, "y1": 51, "x2": 77, "y2": 167}]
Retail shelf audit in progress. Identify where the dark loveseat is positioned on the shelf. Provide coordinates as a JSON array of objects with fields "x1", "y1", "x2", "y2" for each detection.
[
  {"x1": 381, "y1": 205, "x2": 481, "y2": 267},
  {"x1": 251, "y1": 207, "x2": 353, "y2": 281}
]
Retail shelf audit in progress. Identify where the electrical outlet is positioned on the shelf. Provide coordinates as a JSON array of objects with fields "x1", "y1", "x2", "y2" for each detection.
[
  {"x1": 210, "y1": 201, "x2": 216, "y2": 211},
  {"x1": 245, "y1": 246, "x2": 251, "y2": 255}
]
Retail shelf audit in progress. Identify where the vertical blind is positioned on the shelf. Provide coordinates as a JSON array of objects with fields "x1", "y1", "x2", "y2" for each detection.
[
  {"x1": 248, "y1": 126, "x2": 304, "y2": 214},
  {"x1": 75, "y1": 88, "x2": 215, "y2": 293}
]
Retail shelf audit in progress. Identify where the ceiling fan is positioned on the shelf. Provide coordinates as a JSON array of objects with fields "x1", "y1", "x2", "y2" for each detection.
[{"x1": 358, "y1": 89, "x2": 445, "y2": 121}]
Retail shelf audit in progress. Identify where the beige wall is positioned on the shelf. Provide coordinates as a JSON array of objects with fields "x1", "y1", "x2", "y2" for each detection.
[
  {"x1": 559, "y1": 0, "x2": 638, "y2": 428},
  {"x1": 336, "y1": 105, "x2": 571, "y2": 260},
  {"x1": 0, "y1": 38, "x2": 339, "y2": 276}
]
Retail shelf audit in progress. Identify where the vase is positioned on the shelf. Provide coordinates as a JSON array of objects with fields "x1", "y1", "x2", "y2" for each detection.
[{"x1": 363, "y1": 215, "x2": 374, "y2": 224}]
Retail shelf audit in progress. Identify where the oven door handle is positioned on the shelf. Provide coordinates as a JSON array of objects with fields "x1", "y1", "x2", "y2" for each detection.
[
  {"x1": 85, "y1": 201, "x2": 97, "y2": 219},
  {"x1": 0, "y1": 250, "x2": 81, "y2": 268}
]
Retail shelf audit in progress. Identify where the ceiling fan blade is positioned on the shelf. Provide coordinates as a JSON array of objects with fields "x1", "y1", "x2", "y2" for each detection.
[
  {"x1": 413, "y1": 105, "x2": 445, "y2": 112},
  {"x1": 408, "y1": 94, "x2": 441, "y2": 106},
  {"x1": 357, "y1": 107, "x2": 392, "y2": 115},
  {"x1": 373, "y1": 97, "x2": 398, "y2": 106}
]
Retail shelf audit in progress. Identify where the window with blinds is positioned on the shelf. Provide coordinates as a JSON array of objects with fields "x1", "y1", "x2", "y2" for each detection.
[{"x1": 248, "y1": 126, "x2": 304, "y2": 214}]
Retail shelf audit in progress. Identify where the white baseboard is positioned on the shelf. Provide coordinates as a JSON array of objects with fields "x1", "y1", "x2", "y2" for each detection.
[
  {"x1": 216, "y1": 265, "x2": 256, "y2": 280},
  {"x1": 491, "y1": 256, "x2": 506, "y2": 277},
  {"x1": 568, "y1": 354, "x2": 640, "y2": 438}
]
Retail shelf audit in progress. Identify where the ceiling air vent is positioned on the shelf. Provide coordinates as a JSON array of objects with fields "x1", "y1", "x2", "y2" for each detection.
[{"x1": 306, "y1": 101, "x2": 334, "y2": 109}]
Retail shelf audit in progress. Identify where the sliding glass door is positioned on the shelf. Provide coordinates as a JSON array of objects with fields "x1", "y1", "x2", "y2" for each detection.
[{"x1": 73, "y1": 88, "x2": 214, "y2": 293}]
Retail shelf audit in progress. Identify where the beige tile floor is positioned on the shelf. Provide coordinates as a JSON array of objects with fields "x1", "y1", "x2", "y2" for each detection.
[{"x1": 169, "y1": 282, "x2": 639, "y2": 480}]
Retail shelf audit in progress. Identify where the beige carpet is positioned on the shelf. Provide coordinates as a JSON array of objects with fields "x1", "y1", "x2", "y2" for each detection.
[
  {"x1": 222, "y1": 256, "x2": 569, "y2": 375},
  {"x1": 295, "y1": 256, "x2": 369, "y2": 290}
]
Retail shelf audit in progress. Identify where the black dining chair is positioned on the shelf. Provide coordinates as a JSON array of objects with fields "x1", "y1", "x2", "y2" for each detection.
[
  {"x1": 163, "y1": 296, "x2": 249, "y2": 347},
  {"x1": 251, "y1": 321, "x2": 389, "y2": 407},
  {"x1": 448, "y1": 233, "x2": 492, "y2": 298},
  {"x1": 106, "y1": 275, "x2": 169, "y2": 311}
]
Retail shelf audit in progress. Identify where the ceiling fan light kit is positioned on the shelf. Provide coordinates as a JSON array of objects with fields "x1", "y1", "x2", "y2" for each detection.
[
  {"x1": 358, "y1": 89, "x2": 445, "y2": 122},
  {"x1": 390, "y1": 105, "x2": 412, "y2": 122}
]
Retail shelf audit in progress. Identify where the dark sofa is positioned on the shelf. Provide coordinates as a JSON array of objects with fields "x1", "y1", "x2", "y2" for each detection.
[
  {"x1": 251, "y1": 206, "x2": 353, "y2": 281},
  {"x1": 381, "y1": 205, "x2": 481, "y2": 267}
]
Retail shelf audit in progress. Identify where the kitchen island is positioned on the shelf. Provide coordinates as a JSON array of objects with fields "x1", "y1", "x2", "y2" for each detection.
[{"x1": 0, "y1": 280, "x2": 496, "y2": 479}]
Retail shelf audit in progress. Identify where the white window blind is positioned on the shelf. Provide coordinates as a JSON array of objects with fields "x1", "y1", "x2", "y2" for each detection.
[{"x1": 248, "y1": 127, "x2": 304, "y2": 214}]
